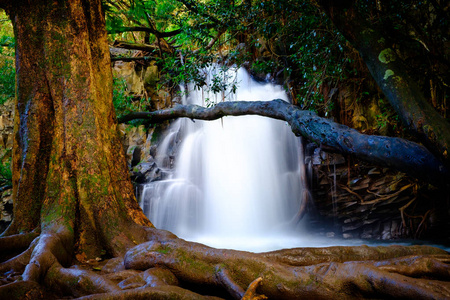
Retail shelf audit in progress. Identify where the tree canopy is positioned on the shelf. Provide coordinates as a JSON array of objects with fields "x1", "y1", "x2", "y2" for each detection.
[{"x1": 104, "y1": 0, "x2": 450, "y2": 184}]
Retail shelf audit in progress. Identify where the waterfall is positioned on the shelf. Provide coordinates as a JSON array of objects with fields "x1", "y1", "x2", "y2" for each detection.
[{"x1": 140, "y1": 67, "x2": 309, "y2": 251}]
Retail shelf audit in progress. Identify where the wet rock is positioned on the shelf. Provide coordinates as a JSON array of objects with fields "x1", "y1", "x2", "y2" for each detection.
[
  {"x1": 130, "y1": 146, "x2": 142, "y2": 167},
  {"x1": 0, "y1": 188, "x2": 12, "y2": 233},
  {"x1": 131, "y1": 162, "x2": 162, "y2": 184},
  {"x1": 120, "y1": 124, "x2": 155, "y2": 169}
]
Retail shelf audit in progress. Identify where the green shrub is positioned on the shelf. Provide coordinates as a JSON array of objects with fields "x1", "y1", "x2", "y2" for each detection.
[
  {"x1": 0, "y1": 58, "x2": 15, "y2": 105},
  {"x1": 0, "y1": 153, "x2": 12, "y2": 187}
]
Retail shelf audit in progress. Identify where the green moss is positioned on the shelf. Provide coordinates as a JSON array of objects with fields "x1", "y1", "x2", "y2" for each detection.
[
  {"x1": 306, "y1": 274, "x2": 317, "y2": 286},
  {"x1": 176, "y1": 248, "x2": 217, "y2": 275},
  {"x1": 383, "y1": 69, "x2": 394, "y2": 80},
  {"x1": 378, "y1": 48, "x2": 396, "y2": 64},
  {"x1": 155, "y1": 245, "x2": 171, "y2": 254}
]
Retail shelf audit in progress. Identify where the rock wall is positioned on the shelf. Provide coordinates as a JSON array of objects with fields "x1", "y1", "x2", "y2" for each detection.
[
  {"x1": 118, "y1": 123, "x2": 168, "y2": 185},
  {"x1": 111, "y1": 48, "x2": 173, "y2": 111},
  {"x1": 0, "y1": 99, "x2": 13, "y2": 153},
  {"x1": 0, "y1": 99, "x2": 14, "y2": 233}
]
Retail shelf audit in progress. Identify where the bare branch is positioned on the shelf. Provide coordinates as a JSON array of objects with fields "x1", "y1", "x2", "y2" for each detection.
[
  {"x1": 110, "y1": 56, "x2": 156, "y2": 62},
  {"x1": 193, "y1": 29, "x2": 225, "y2": 54},
  {"x1": 108, "y1": 26, "x2": 182, "y2": 38},
  {"x1": 112, "y1": 40, "x2": 171, "y2": 54}
]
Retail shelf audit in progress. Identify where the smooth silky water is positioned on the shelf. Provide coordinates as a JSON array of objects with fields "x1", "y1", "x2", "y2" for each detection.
[{"x1": 139, "y1": 67, "x2": 439, "y2": 252}]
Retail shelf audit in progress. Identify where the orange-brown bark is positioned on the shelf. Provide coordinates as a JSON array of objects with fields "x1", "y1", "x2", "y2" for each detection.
[{"x1": 2, "y1": 0, "x2": 151, "y2": 258}]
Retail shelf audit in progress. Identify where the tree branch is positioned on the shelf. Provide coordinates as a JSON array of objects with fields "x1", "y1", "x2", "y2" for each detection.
[
  {"x1": 118, "y1": 99, "x2": 450, "y2": 187},
  {"x1": 112, "y1": 40, "x2": 173, "y2": 54},
  {"x1": 317, "y1": 1, "x2": 450, "y2": 168},
  {"x1": 108, "y1": 26, "x2": 182, "y2": 38},
  {"x1": 177, "y1": 0, "x2": 222, "y2": 25},
  {"x1": 193, "y1": 29, "x2": 225, "y2": 54},
  {"x1": 112, "y1": 40, "x2": 159, "y2": 53},
  {"x1": 110, "y1": 56, "x2": 156, "y2": 62}
]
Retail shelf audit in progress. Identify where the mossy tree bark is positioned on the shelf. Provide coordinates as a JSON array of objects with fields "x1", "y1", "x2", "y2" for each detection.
[{"x1": 1, "y1": 0, "x2": 151, "y2": 263}]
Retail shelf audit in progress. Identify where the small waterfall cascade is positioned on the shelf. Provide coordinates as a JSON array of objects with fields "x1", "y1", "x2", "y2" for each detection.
[{"x1": 140, "y1": 67, "x2": 308, "y2": 251}]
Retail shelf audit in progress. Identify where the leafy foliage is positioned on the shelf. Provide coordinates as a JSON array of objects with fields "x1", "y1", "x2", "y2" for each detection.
[
  {"x1": 0, "y1": 11, "x2": 15, "y2": 105},
  {"x1": 0, "y1": 58, "x2": 15, "y2": 105},
  {"x1": 105, "y1": 1, "x2": 356, "y2": 116},
  {"x1": 0, "y1": 152, "x2": 11, "y2": 188},
  {"x1": 112, "y1": 75, "x2": 148, "y2": 119}
]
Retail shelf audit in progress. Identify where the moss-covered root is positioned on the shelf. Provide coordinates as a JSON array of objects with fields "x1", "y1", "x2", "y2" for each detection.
[
  {"x1": 124, "y1": 235, "x2": 450, "y2": 299},
  {"x1": 43, "y1": 262, "x2": 120, "y2": 298},
  {"x1": 372, "y1": 254, "x2": 450, "y2": 280},
  {"x1": 0, "y1": 280, "x2": 49, "y2": 299},
  {"x1": 21, "y1": 231, "x2": 73, "y2": 282},
  {"x1": 74, "y1": 285, "x2": 223, "y2": 300}
]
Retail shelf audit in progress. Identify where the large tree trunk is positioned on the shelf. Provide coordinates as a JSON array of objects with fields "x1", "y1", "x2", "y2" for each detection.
[
  {"x1": 2, "y1": 0, "x2": 151, "y2": 263},
  {"x1": 317, "y1": 0, "x2": 450, "y2": 168}
]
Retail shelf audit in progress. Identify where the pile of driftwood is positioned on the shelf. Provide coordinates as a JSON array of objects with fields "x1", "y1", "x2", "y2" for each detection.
[{"x1": 307, "y1": 148, "x2": 449, "y2": 242}]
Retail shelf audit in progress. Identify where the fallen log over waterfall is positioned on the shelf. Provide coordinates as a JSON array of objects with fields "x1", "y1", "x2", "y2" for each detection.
[{"x1": 119, "y1": 99, "x2": 450, "y2": 187}]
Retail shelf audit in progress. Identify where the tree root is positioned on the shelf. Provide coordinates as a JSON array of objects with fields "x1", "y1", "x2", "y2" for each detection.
[
  {"x1": 124, "y1": 232, "x2": 450, "y2": 299},
  {"x1": 1, "y1": 227, "x2": 449, "y2": 299},
  {"x1": 372, "y1": 254, "x2": 450, "y2": 280},
  {"x1": 262, "y1": 244, "x2": 447, "y2": 266},
  {"x1": 0, "y1": 237, "x2": 38, "y2": 275},
  {"x1": 44, "y1": 261, "x2": 120, "y2": 298},
  {"x1": 22, "y1": 232, "x2": 73, "y2": 282},
  {"x1": 75, "y1": 285, "x2": 223, "y2": 299},
  {"x1": 0, "y1": 229, "x2": 40, "y2": 264},
  {"x1": 0, "y1": 229, "x2": 40, "y2": 252},
  {"x1": 0, "y1": 280, "x2": 48, "y2": 299}
]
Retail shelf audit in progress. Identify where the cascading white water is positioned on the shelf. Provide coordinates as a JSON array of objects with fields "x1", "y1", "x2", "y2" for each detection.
[{"x1": 140, "y1": 67, "x2": 310, "y2": 251}]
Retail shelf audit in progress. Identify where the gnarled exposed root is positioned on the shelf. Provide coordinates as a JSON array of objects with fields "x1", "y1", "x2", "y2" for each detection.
[
  {"x1": 22, "y1": 231, "x2": 73, "y2": 282},
  {"x1": 262, "y1": 244, "x2": 448, "y2": 266},
  {"x1": 0, "y1": 237, "x2": 38, "y2": 275},
  {"x1": 74, "y1": 285, "x2": 223, "y2": 300},
  {"x1": 372, "y1": 254, "x2": 450, "y2": 280},
  {"x1": 0, "y1": 228, "x2": 75, "y2": 298},
  {"x1": 0, "y1": 229, "x2": 40, "y2": 252},
  {"x1": 44, "y1": 261, "x2": 120, "y2": 298},
  {"x1": 0, "y1": 280, "x2": 48, "y2": 299},
  {"x1": 1, "y1": 226, "x2": 449, "y2": 299},
  {"x1": 124, "y1": 231, "x2": 450, "y2": 299}
]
